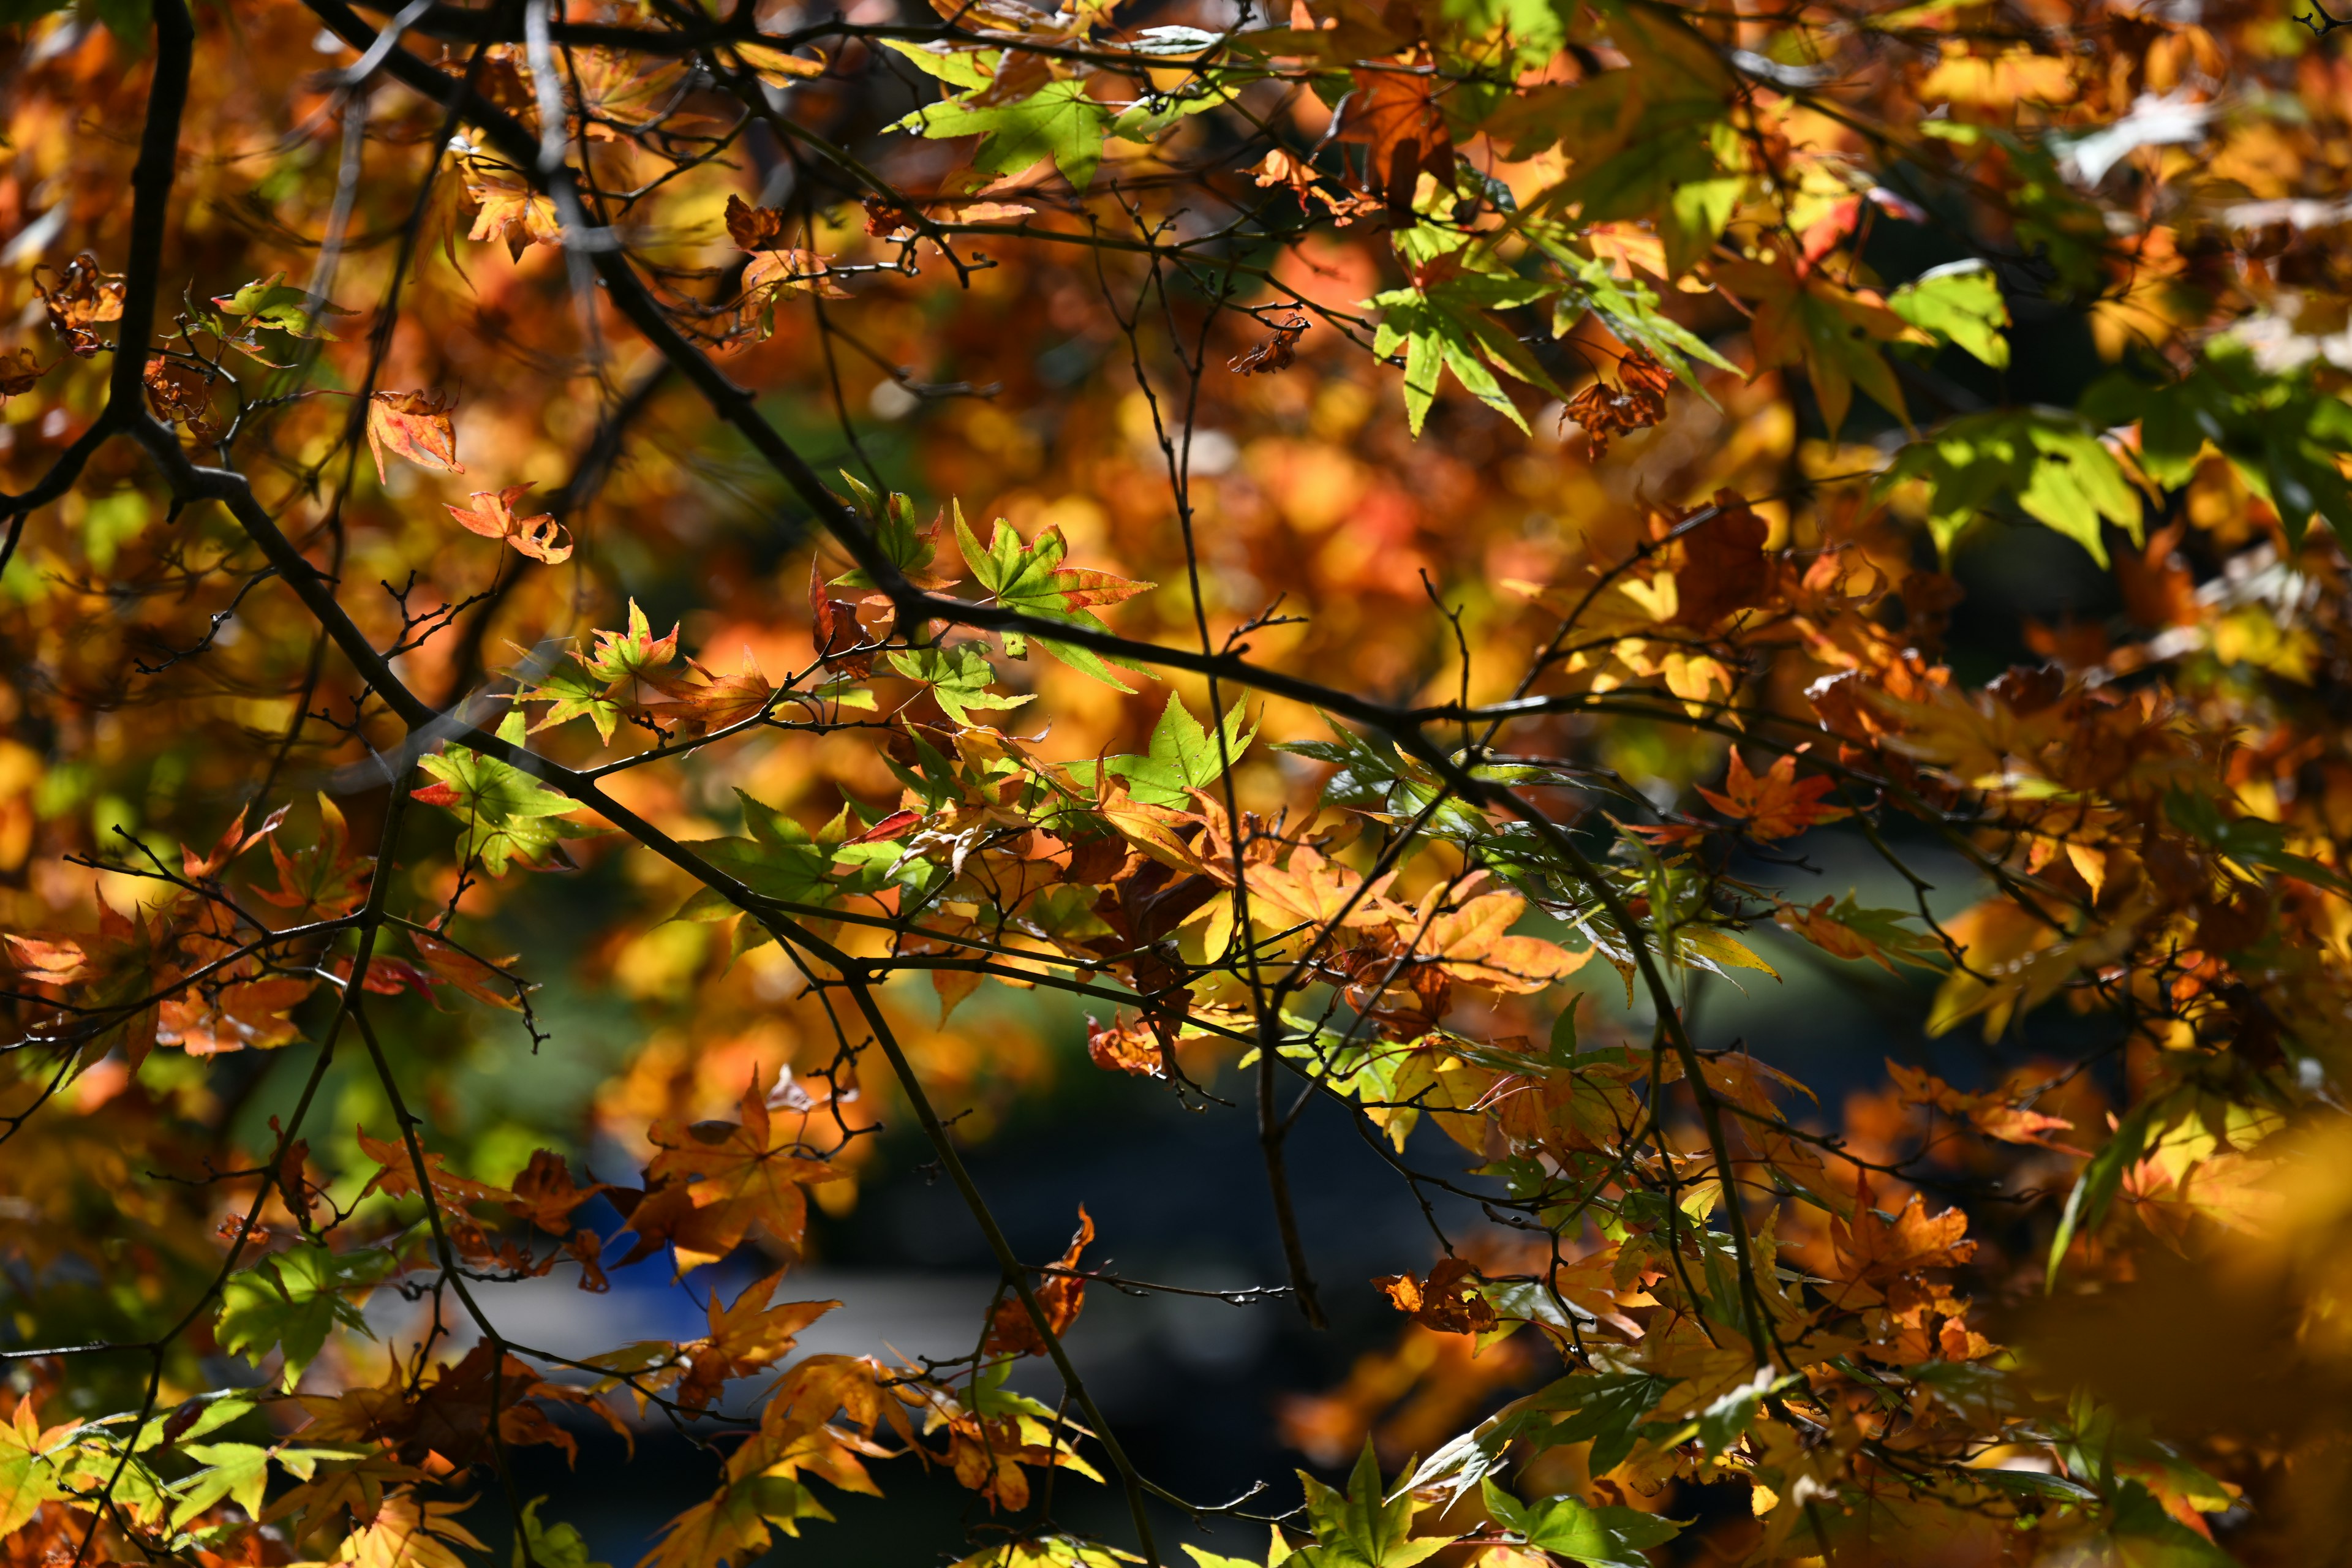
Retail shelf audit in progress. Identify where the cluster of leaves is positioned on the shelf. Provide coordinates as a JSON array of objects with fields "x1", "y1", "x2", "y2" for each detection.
[{"x1": 4, "y1": 0, "x2": 2352, "y2": 1563}]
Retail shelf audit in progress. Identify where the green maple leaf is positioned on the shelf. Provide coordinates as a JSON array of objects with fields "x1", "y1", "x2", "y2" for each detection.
[
  {"x1": 1289, "y1": 1442, "x2": 1453, "y2": 1568},
  {"x1": 1479, "y1": 1479, "x2": 1679, "y2": 1568},
  {"x1": 518, "y1": 661, "x2": 626, "y2": 744},
  {"x1": 888, "y1": 643, "x2": 1038, "y2": 727},
  {"x1": 678, "y1": 790, "x2": 849, "y2": 917},
  {"x1": 514, "y1": 1497, "x2": 613, "y2": 1568},
  {"x1": 414, "y1": 712, "x2": 603, "y2": 875},
  {"x1": 2084, "y1": 343, "x2": 2352, "y2": 545},
  {"x1": 1888, "y1": 260, "x2": 2011, "y2": 369},
  {"x1": 1067, "y1": 692, "x2": 1255, "y2": 806},
  {"x1": 832, "y1": 473, "x2": 956, "y2": 590},
  {"x1": 582, "y1": 599, "x2": 681, "y2": 685},
  {"x1": 215, "y1": 1244, "x2": 398, "y2": 1390},
  {"x1": 953, "y1": 507, "x2": 1153, "y2": 690},
  {"x1": 675, "y1": 794, "x2": 909, "y2": 937},
  {"x1": 1874, "y1": 409, "x2": 2143, "y2": 565},
  {"x1": 903, "y1": 80, "x2": 1114, "y2": 190},
  {"x1": 1368, "y1": 237, "x2": 1564, "y2": 437}
]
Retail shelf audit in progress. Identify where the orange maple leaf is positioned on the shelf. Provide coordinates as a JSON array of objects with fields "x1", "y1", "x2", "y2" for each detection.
[
  {"x1": 445, "y1": 483, "x2": 573, "y2": 564},
  {"x1": 1697, "y1": 749, "x2": 1852, "y2": 840},
  {"x1": 986, "y1": 1206, "x2": 1094, "y2": 1356},
  {"x1": 621, "y1": 1068, "x2": 846, "y2": 1274},
  {"x1": 676, "y1": 1270, "x2": 840, "y2": 1411},
  {"x1": 365, "y1": 390, "x2": 464, "y2": 484},
  {"x1": 504, "y1": 1148, "x2": 608, "y2": 1234}
]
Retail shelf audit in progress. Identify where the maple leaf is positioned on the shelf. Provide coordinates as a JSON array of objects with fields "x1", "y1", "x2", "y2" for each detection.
[
  {"x1": 620, "y1": 1067, "x2": 848, "y2": 1273},
  {"x1": 1065, "y1": 692, "x2": 1256, "y2": 808},
  {"x1": 4, "y1": 933, "x2": 90, "y2": 986},
  {"x1": 505, "y1": 1148, "x2": 608, "y2": 1233},
  {"x1": 641, "y1": 1473, "x2": 835, "y2": 1568},
  {"x1": 445, "y1": 483, "x2": 573, "y2": 564},
  {"x1": 1874, "y1": 409, "x2": 2144, "y2": 565},
  {"x1": 32, "y1": 252, "x2": 123, "y2": 356},
  {"x1": 675, "y1": 1270, "x2": 841, "y2": 1411},
  {"x1": 255, "y1": 794, "x2": 372, "y2": 917},
  {"x1": 412, "y1": 712, "x2": 603, "y2": 875},
  {"x1": 1335, "y1": 56, "x2": 1455, "y2": 214},
  {"x1": 1402, "y1": 891, "x2": 1590, "y2": 995},
  {"x1": 1563, "y1": 347, "x2": 1673, "y2": 456},
  {"x1": 888, "y1": 643, "x2": 1035, "y2": 728},
  {"x1": 1825, "y1": 1173, "x2": 1978, "y2": 1308},
  {"x1": 1085, "y1": 1014, "x2": 1166, "y2": 1077},
  {"x1": 1697, "y1": 750, "x2": 1852, "y2": 840},
  {"x1": 1374, "y1": 1256, "x2": 1498, "y2": 1335},
  {"x1": 899, "y1": 78, "x2": 1116, "y2": 191},
  {"x1": 181, "y1": 801, "x2": 289, "y2": 880},
  {"x1": 1229, "y1": 316, "x2": 1309, "y2": 374},
  {"x1": 583, "y1": 600, "x2": 682, "y2": 684},
  {"x1": 663, "y1": 650, "x2": 780, "y2": 736},
  {"x1": 1887, "y1": 259, "x2": 2011, "y2": 369},
  {"x1": 461, "y1": 157, "x2": 562, "y2": 259},
  {"x1": 364, "y1": 390, "x2": 464, "y2": 484},
  {"x1": 986, "y1": 1207, "x2": 1094, "y2": 1355},
  {"x1": 216, "y1": 1243, "x2": 399, "y2": 1389},
  {"x1": 0, "y1": 1398, "x2": 74, "y2": 1536},
  {"x1": 409, "y1": 930, "x2": 528, "y2": 1010},
  {"x1": 1714, "y1": 256, "x2": 1916, "y2": 437},
  {"x1": 0, "y1": 347, "x2": 49, "y2": 402},
  {"x1": 727, "y1": 197, "x2": 851, "y2": 301},
  {"x1": 155, "y1": 974, "x2": 316, "y2": 1055},
  {"x1": 829, "y1": 475, "x2": 962, "y2": 593},
  {"x1": 1775, "y1": 894, "x2": 1943, "y2": 973},
  {"x1": 1295, "y1": 1441, "x2": 1455, "y2": 1568},
  {"x1": 954, "y1": 507, "x2": 1155, "y2": 690},
  {"x1": 1480, "y1": 1479, "x2": 1679, "y2": 1568},
  {"x1": 333, "y1": 1490, "x2": 488, "y2": 1568},
  {"x1": 357, "y1": 1126, "x2": 514, "y2": 1210}
]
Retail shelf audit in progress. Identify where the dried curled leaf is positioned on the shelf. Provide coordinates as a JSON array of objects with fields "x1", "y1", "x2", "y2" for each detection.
[
  {"x1": 1562, "y1": 347, "x2": 1672, "y2": 455},
  {"x1": 445, "y1": 483, "x2": 573, "y2": 564},
  {"x1": 365, "y1": 390, "x2": 464, "y2": 484},
  {"x1": 33, "y1": 252, "x2": 123, "y2": 357}
]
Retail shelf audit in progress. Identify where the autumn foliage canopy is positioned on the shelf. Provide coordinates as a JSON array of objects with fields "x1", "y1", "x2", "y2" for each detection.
[{"x1": 6, "y1": 0, "x2": 2352, "y2": 1561}]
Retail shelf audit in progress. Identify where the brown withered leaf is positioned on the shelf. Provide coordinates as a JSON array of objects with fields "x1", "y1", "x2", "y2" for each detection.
[
  {"x1": 445, "y1": 482, "x2": 573, "y2": 564},
  {"x1": 1667, "y1": 489, "x2": 1772, "y2": 628},
  {"x1": 728, "y1": 194, "x2": 851, "y2": 299},
  {"x1": 34, "y1": 252, "x2": 124, "y2": 356},
  {"x1": 725, "y1": 192, "x2": 788, "y2": 251},
  {"x1": 1374, "y1": 1256, "x2": 1497, "y2": 1335},
  {"x1": 1562, "y1": 347, "x2": 1673, "y2": 456},
  {"x1": 366, "y1": 390, "x2": 464, "y2": 484},
  {"x1": 986, "y1": 1206, "x2": 1095, "y2": 1355},
  {"x1": 505, "y1": 1148, "x2": 608, "y2": 1234},
  {"x1": 1335, "y1": 57, "x2": 1455, "y2": 214},
  {"x1": 0, "y1": 347, "x2": 50, "y2": 401},
  {"x1": 1228, "y1": 316, "x2": 1309, "y2": 375},
  {"x1": 1085, "y1": 1013, "x2": 1166, "y2": 1077},
  {"x1": 144, "y1": 356, "x2": 225, "y2": 440}
]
